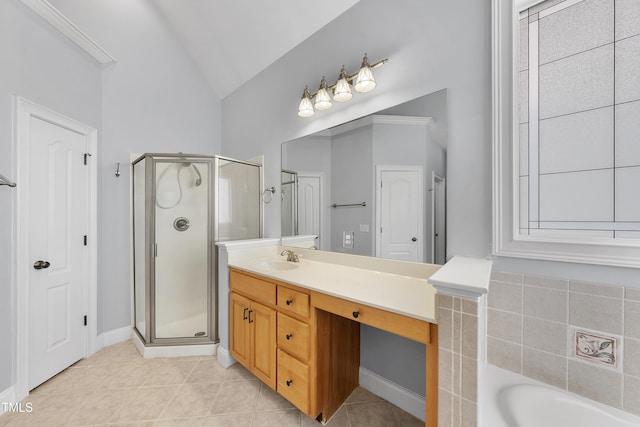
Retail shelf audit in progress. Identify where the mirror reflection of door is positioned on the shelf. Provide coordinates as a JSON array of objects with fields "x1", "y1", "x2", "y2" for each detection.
[
  {"x1": 281, "y1": 170, "x2": 298, "y2": 236},
  {"x1": 297, "y1": 173, "x2": 322, "y2": 249},
  {"x1": 376, "y1": 166, "x2": 424, "y2": 262},
  {"x1": 432, "y1": 173, "x2": 446, "y2": 264}
]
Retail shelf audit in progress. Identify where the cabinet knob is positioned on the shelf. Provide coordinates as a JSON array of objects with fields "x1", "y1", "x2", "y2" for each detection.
[
  {"x1": 352, "y1": 311, "x2": 359, "y2": 319},
  {"x1": 286, "y1": 380, "x2": 293, "y2": 387},
  {"x1": 286, "y1": 299, "x2": 293, "y2": 306},
  {"x1": 286, "y1": 333, "x2": 293, "y2": 340}
]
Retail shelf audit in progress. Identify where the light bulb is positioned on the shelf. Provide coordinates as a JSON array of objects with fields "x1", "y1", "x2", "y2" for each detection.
[
  {"x1": 333, "y1": 66, "x2": 352, "y2": 102},
  {"x1": 354, "y1": 54, "x2": 376, "y2": 93},
  {"x1": 298, "y1": 86, "x2": 315, "y2": 117}
]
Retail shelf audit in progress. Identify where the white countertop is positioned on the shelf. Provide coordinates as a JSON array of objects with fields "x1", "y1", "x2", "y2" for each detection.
[{"x1": 227, "y1": 246, "x2": 440, "y2": 323}]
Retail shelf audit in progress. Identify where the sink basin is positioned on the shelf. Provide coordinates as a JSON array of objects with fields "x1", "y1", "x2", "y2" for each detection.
[{"x1": 256, "y1": 260, "x2": 299, "y2": 271}]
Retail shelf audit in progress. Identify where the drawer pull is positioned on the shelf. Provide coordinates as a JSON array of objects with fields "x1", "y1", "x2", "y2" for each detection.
[
  {"x1": 286, "y1": 299, "x2": 293, "y2": 306},
  {"x1": 243, "y1": 307, "x2": 248, "y2": 320},
  {"x1": 248, "y1": 310, "x2": 254, "y2": 324},
  {"x1": 286, "y1": 333, "x2": 293, "y2": 340},
  {"x1": 286, "y1": 379, "x2": 293, "y2": 387},
  {"x1": 352, "y1": 311, "x2": 360, "y2": 319}
]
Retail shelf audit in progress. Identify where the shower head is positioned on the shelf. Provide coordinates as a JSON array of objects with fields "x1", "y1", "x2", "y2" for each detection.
[{"x1": 191, "y1": 164, "x2": 202, "y2": 187}]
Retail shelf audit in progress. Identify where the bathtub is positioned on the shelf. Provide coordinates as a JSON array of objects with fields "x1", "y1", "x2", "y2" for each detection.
[{"x1": 481, "y1": 364, "x2": 640, "y2": 427}]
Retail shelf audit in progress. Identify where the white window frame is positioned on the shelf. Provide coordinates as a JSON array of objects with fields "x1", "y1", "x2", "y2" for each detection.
[{"x1": 491, "y1": 0, "x2": 640, "y2": 268}]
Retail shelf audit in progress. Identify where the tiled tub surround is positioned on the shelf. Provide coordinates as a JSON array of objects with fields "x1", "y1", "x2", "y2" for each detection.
[
  {"x1": 487, "y1": 271, "x2": 640, "y2": 416},
  {"x1": 437, "y1": 295, "x2": 479, "y2": 427},
  {"x1": 428, "y1": 256, "x2": 492, "y2": 427}
]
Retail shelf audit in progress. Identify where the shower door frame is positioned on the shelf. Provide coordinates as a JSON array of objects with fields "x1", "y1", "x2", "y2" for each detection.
[
  {"x1": 134, "y1": 153, "x2": 215, "y2": 346},
  {"x1": 132, "y1": 153, "x2": 264, "y2": 346}
]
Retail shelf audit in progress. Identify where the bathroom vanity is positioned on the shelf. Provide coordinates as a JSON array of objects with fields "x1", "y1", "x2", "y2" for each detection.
[{"x1": 227, "y1": 250, "x2": 440, "y2": 426}]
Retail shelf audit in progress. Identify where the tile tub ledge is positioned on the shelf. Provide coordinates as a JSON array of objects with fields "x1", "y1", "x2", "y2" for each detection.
[{"x1": 427, "y1": 256, "x2": 493, "y2": 298}]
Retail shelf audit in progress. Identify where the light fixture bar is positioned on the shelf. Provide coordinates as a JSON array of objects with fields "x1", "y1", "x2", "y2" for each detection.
[{"x1": 298, "y1": 54, "x2": 388, "y2": 117}]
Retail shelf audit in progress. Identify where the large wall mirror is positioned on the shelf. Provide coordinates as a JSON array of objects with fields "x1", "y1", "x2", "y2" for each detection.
[{"x1": 281, "y1": 89, "x2": 448, "y2": 264}]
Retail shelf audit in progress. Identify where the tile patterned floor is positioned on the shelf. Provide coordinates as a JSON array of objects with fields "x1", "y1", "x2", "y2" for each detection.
[{"x1": 0, "y1": 340, "x2": 424, "y2": 426}]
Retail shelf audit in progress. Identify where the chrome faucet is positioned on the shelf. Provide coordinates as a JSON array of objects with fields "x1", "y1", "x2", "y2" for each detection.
[{"x1": 280, "y1": 249, "x2": 300, "y2": 262}]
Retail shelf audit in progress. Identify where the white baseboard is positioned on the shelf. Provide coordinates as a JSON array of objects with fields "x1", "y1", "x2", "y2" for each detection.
[
  {"x1": 359, "y1": 367, "x2": 426, "y2": 422},
  {"x1": 102, "y1": 326, "x2": 132, "y2": 347},
  {"x1": 216, "y1": 346, "x2": 236, "y2": 368},
  {"x1": 0, "y1": 386, "x2": 16, "y2": 415},
  {"x1": 92, "y1": 326, "x2": 132, "y2": 355},
  {"x1": 131, "y1": 332, "x2": 217, "y2": 358}
]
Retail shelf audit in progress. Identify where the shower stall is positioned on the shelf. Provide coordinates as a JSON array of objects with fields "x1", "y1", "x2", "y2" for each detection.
[{"x1": 132, "y1": 154, "x2": 261, "y2": 348}]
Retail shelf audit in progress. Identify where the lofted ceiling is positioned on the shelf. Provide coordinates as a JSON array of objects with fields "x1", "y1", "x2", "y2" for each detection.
[{"x1": 150, "y1": 0, "x2": 360, "y2": 99}]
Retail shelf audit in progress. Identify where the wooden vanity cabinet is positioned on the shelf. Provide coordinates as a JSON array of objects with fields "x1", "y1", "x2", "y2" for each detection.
[
  {"x1": 229, "y1": 274, "x2": 277, "y2": 390},
  {"x1": 229, "y1": 268, "x2": 364, "y2": 422}
]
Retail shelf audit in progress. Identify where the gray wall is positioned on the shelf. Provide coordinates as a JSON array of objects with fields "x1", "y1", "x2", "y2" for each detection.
[
  {"x1": 281, "y1": 135, "x2": 332, "y2": 249},
  {"x1": 50, "y1": 0, "x2": 222, "y2": 334},
  {"x1": 331, "y1": 126, "x2": 374, "y2": 255},
  {"x1": 0, "y1": 0, "x2": 221, "y2": 393},
  {"x1": 0, "y1": 0, "x2": 102, "y2": 393},
  {"x1": 221, "y1": 0, "x2": 492, "y2": 396}
]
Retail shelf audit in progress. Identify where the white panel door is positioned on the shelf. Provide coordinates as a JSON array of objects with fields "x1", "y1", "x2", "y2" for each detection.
[
  {"x1": 297, "y1": 175, "x2": 321, "y2": 248},
  {"x1": 28, "y1": 117, "x2": 88, "y2": 390},
  {"x1": 377, "y1": 167, "x2": 424, "y2": 262}
]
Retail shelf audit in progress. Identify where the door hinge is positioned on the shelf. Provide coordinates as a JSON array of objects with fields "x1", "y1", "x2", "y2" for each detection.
[
  {"x1": 84, "y1": 235, "x2": 87, "y2": 246},
  {"x1": 84, "y1": 153, "x2": 92, "y2": 165},
  {"x1": 84, "y1": 315, "x2": 87, "y2": 326}
]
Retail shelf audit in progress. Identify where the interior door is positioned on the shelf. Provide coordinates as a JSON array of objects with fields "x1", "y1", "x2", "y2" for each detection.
[
  {"x1": 297, "y1": 175, "x2": 322, "y2": 248},
  {"x1": 28, "y1": 116, "x2": 88, "y2": 390},
  {"x1": 377, "y1": 167, "x2": 424, "y2": 262},
  {"x1": 432, "y1": 174, "x2": 446, "y2": 264}
]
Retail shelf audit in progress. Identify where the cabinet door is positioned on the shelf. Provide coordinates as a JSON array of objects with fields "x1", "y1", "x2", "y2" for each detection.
[
  {"x1": 250, "y1": 300, "x2": 277, "y2": 390},
  {"x1": 230, "y1": 292, "x2": 251, "y2": 368}
]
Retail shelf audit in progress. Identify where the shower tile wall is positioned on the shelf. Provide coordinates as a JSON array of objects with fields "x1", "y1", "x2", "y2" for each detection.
[
  {"x1": 437, "y1": 295, "x2": 478, "y2": 427},
  {"x1": 487, "y1": 271, "x2": 640, "y2": 416}
]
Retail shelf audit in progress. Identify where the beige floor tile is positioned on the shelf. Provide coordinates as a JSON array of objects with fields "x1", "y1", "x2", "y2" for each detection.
[
  {"x1": 345, "y1": 386, "x2": 384, "y2": 403},
  {"x1": 200, "y1": 413, "x2": 254, "y2": 427},
  {"x1": 111, "y1": 385, "x2": 180, "y2": 423},
  {"x1": 185, "y1": 359, "x2": 253, "y2": 384},
  {"x1": 255, "y1": 383, "x2": 295, "y2": 411},
  {"x1": 251, "y1": 409, "x2": 301, "y2": 427},
  {"x1": 301, "y1": 405, "x2": 350, "y2": 427},
  {"x1": 143, "y1": 360, "x2": 199, "y2": 386},
  {"x1": 208, "y1": 380, "x2": 261, "y2": 415},
  {"x1": 347, "y1": 401, "x2": 400, "y2": 427},
  {"x1": 0, "y1": 340, "x2": 424, "y2": 427},
  {"x1": 391, "y1": 403, "x2": 424, "y2": 427},
  {"x1": 160, "y1": 383, "x2": 222, "y2": 419}
]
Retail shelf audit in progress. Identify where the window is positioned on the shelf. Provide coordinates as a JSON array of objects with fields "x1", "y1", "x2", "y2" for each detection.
[{"x1": 492, "y1": 0, "x2": 640, "y2": 267}]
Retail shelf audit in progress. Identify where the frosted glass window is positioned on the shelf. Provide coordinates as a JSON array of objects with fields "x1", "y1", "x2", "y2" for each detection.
[{"x1": 517, "y1": 0, "x2": 640, "y2": 240}]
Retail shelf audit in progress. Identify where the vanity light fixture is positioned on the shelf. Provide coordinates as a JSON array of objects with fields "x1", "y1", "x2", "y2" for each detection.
[{"x1": 298, "y1": 53, "x2": 388, "y2": 117}]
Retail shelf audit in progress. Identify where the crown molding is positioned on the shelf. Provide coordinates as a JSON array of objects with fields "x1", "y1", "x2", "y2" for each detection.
[
  {"x1": 329, "y1": 115, "x2": 432, "y2": 136},
  {"x1": 20, "y1": 0, "x2": 116, "y2": 64}
]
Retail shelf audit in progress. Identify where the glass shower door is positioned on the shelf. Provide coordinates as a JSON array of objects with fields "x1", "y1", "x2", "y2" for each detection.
[
  {"x1": 216, "y1": 157, "x2": 261, "y2": 241},
  {"x1": 153, "y1": 159, "x2": 211, "y2": 339}
]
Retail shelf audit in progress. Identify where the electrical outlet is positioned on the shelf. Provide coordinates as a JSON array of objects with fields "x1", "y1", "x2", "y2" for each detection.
[{"x1": 343, "y1": 231, "x2": 354, "y2": 249}]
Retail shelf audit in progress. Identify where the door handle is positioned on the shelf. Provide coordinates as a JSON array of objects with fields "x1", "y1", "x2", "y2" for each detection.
[
  {"x1": 411, "y1": 237, "x2": 417, "y2": 242},
  {"x1": 33, "y1": 260, "x2": 50, "y2": 270}
]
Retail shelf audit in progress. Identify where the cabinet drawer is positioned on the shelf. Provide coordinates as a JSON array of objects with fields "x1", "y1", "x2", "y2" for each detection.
[
  {"x1": 312, "y1": 291, "x2": 430, "y2": 344},
  {"x1": 277, "y1": 349, "x2": 310, "y2": 413},
  {"x1": 277, "y1": 313, "x2": 310, "y2": 362},
  {"x1": 230, "y1": 270, "x2": 276, "y2": 306},
  {"x1": 277, "y1": 286, "x2": 310, "y2": 318}
]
